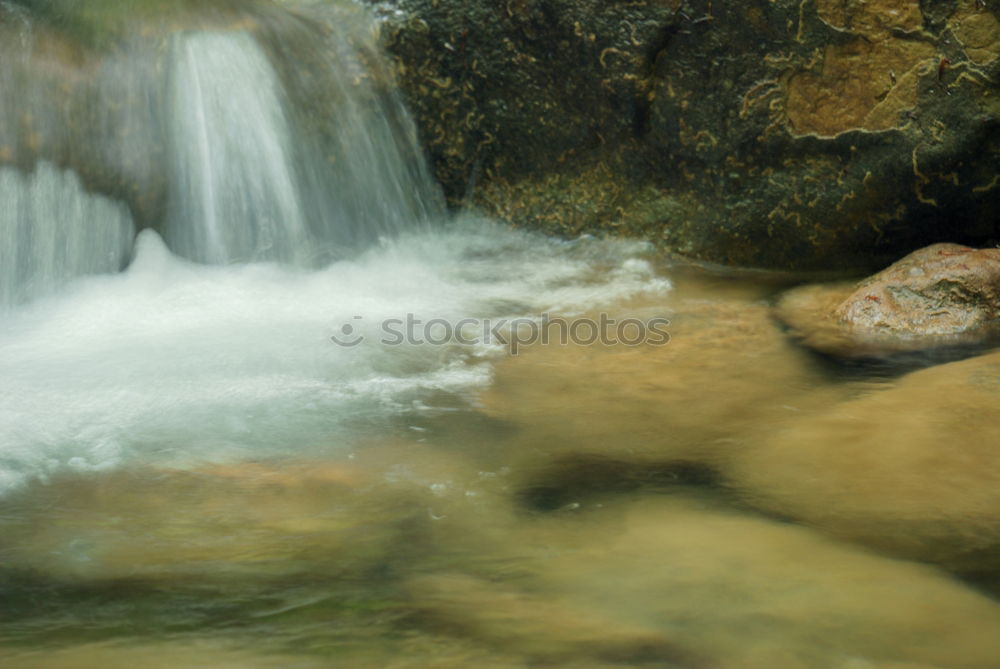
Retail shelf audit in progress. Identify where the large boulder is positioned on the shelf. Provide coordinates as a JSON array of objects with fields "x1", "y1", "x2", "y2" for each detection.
[
  {"x1": 775, "y1": 242, "x2": 1000, "y2": 356},
  {"x1": 373, "y1": 0, "x2": 1000, "y2": 269}
]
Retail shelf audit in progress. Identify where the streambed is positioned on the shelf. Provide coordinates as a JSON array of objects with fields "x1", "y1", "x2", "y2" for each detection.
[
  {"x1": 2, "y1": 242, "x2": 1000, "y2": 668},
  {"x1": 1, "y1": 1, "x2": 999, "y2": 666}
]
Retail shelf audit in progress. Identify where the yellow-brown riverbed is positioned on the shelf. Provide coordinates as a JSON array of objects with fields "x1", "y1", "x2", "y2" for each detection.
[{"x1": 3, "y1": 260, "x2": 1000, "y2": 669}]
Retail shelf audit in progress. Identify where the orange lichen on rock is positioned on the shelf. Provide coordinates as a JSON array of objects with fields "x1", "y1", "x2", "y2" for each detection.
[
  {"x1": 785, "y1": 38, "x2": 936, "y2": 137},
  {"x1": 949, "y1": 0, "x2": 1000, "y2": 65},
  {"x1": 816, "y1": 0, "x2": 924, "y2": 38},
  {"x1": 783, "y1": 0, "x2": 937, "y2": 137}
]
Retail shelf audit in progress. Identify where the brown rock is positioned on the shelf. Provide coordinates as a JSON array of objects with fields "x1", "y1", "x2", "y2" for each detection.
[
  {"x1": 785, "y1": 37, "x2": 936, "y2": 137},
  {"x1": 412, "y1": 496, "x2": 1000, "y2": 668},
  {"x1": 479, "y1": 293, "x2": 845, "y2": 478},
  {"x1": 406, "y1": 573, "x2": 694, "y2": 666},
  {"x1": 0, "y1": 442, "x2": 510, "y2": 584},
  {"x1": 950, "y1": 0, "x2": 1000, "y2": 66},
  {"x1": 816, "y1": 0, "x2": 925, "y2": 38},
  {"x1": 376, "y1": 0, "x2": 1000, "y2": 270},
  {"x1": 775, "y1": 243, "x2": 1000, "y2": 356},
  {"x1": 726, "y1": 349, "x2": 1000, "y2": 571}
]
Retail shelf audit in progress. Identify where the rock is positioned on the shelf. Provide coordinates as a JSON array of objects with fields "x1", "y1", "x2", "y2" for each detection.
[
  {"x1": 406, "y1": 573, "x2": 695, "y2": 666},
  {"x1": 725, "y1": 349, "x2": 1000, "y2": 572},
  {"x1": 373, "y1": 0, "x2": 1000, "y2": 270},
  {"x1": 478, "y1": 291, "x2": 847, "y2": 496},
  {"x1": 0, "y1": 3, "x2": 196, "y2": 226},
  {"x1": 370, "y1": 0, "x2": 680, "y2": 203},
  {"x1": 775, "y1": 243, "x2": 1000, "y2": 356},
  {"x1": 0, "y1": 442, "x2": 510, "y2": 584},
  {"x1": 0, "y1": 631, "x2": 529, "y2": 669},
  {"x1": 0, "y1": 464, "x2": 391, "y2": 583},
  {"x1": 0, "y1": 640, "x2": 333, "y2": 669},
  {"x1": 408, "y1": 495, "x2": 1000, "y2": 668}
]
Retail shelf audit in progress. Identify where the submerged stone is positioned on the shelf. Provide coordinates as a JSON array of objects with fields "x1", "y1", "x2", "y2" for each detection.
[
  {"x1": 775, "y1": 243, "x2": 1000, "y2": 357},
  {"x1": 726, "y1": 349, "x2": 1000, "y2": 572},
  {"x1": 406, "y1": 572, "x2": 695, "y2": 666},
  {"x1": 408, "y1": 495, "x2": 1000, "y2": 668},
  {"x1": 0, "y1": 441, "x2": 509, "y2": 584},
  {"x1": 480, "y1": 291, "x2": 845, "y2": 482}
]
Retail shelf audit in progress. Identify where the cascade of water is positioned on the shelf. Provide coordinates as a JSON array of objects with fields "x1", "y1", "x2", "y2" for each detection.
[
  {"x1": 164, "y1": 8, "x2": 444, "y2": 266},
  {"x1": 0, "y1": 162, "x2": 135, "y2": 307},
  {"x1": 164, "y1": 31, "x2": 314, "y2": 265},
  {"x1": 2, "y1": 1, "x2": 445, "y2": 284},
  {"x1": 258, "y1": 6, "x2": 445, "y2": 253},
  {"x1": 0, "y1": 2, "x2": 671, "y2": 497}
]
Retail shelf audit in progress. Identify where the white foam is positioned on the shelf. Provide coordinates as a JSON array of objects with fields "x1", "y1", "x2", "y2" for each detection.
[{"x1": 0, "y1": 219, "x2": 669, "y2": 493}]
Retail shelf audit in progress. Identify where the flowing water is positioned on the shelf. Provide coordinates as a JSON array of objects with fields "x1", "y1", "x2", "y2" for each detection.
[
  {"x1": 2, "y1": 2, "x2": 1000, "y2": 668},
  {"x1": 166, "y1": 31, "x2": 315, "y2": 264},
  {"x1": 0, "y1": 163, "x2": 134, "y2": 306}
]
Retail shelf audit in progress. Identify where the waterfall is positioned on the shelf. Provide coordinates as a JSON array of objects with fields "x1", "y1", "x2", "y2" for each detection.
[
  {"x1": 0, "y1": 2, "x2": 669, "y2": 496},
  {"x1": 1, "y1": 0, "x2": 445, "y2": 287},
  {"x1": 164, "y1": 11, "x2": 445, "y2": 265},
  {"x1": 165, "y1": 31, "x2": 314, "y2": 265},
  {"x1": 0, "y1": 162, "x2": 134, "y2": 307}
]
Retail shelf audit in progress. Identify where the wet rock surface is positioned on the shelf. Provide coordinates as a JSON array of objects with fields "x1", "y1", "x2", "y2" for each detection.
[
  {"x1": 471, "y1": 273, "x2": 1000, "y2": 579},
  {"x1": 726, "y1": 349, "x2": 1000, "y2": 572},
  {"x1": 0, "y1": 443, "x2": 509, "y2": 584},
  {"x1": 478, "y1": 288, "x2": 846, "y2": 478},
  {"x1": 373, "y1": 0, "x2": 1000, "y2": 269},
  {"x1": 776, "y1": 243, "x2": 1000, "y2": 356},
  {"x1": 406, "y1": 572, "x2": 695, "y2": 667},
  {"x1": 5, "y1": 281, "x2": 1000, "y2": 665},
  {"x1": 410, "y1": 495, "x2": 1000, "y2": 668}
]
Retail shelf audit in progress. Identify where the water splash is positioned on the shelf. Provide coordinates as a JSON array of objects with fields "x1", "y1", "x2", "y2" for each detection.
[{"x1": 0, "y1": 220, "x2": 668, "y2": 493}]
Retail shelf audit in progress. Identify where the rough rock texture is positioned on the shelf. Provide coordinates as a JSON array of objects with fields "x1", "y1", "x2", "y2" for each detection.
[
  {"x1": 373, "y1": 0, "x2": 1000, "y2": 269},
  {"x1": 726, "y1": 349, "x2": 1000, "y2": 573},
  {"x1": 775, "y1": 242, "x2": 1000, "y2": 356}
]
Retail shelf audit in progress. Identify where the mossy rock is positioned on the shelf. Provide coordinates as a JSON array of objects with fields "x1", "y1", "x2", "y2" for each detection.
[{"x1": 374, "y1": 0, "x2": 1000, "y2": 270}]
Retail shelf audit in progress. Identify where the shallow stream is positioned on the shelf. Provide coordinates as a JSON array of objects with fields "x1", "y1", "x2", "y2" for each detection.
[
  {"x1": 3, "y1": 236, "x2": 1000, "y2": 668},
  {"x1": 2, "y1": 1, "x2": 1000, "y2": 666}
]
